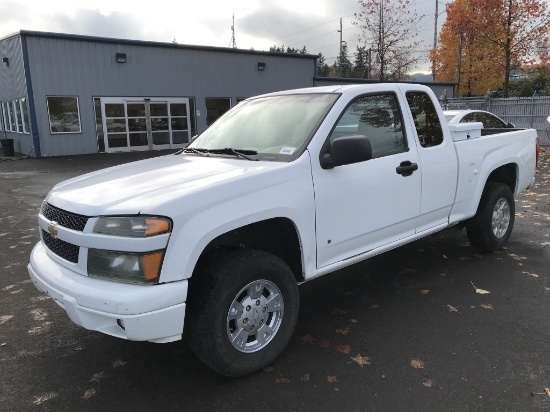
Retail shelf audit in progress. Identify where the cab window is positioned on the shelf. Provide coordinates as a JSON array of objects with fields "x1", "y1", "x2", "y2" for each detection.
[{"x1": 405, "y1": 92, "x2": 444, "y2": 148}]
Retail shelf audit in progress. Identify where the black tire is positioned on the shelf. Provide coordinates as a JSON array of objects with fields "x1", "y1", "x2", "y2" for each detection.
[
  {"x1": 186, "y1": 249, "x2": 299, "y2": 377},
  {"x1": 466, "y1": 182, "x2": 515, "y2": 253}
]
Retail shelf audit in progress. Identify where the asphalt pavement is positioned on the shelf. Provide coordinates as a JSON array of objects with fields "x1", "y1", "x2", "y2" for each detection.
[{"x1": 1, "y1": 149, "x2": 549, "y2": 411}]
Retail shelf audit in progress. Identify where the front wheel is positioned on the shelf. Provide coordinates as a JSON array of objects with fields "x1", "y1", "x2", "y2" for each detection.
[
  {"x1": 466, "y1": 182, "x2": 515, "y2": 253},
  {"x1": 186, "y1": 249, "x2": 299, "y2": 377}
]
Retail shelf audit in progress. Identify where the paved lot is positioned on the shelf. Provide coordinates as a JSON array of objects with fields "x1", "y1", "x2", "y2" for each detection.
[{"x1": 1, "y1": 149, "x2": 549, "y2": 411}]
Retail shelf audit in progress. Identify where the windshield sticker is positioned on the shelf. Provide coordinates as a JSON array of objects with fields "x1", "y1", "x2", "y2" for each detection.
[{"x1": 279, "y1": 147, "x2": 296, "y2": 155}]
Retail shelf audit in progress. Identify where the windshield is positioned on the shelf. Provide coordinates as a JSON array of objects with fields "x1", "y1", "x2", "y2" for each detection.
[{"x1": 189, "y1": 93, "x2": 339, "y2": 161}]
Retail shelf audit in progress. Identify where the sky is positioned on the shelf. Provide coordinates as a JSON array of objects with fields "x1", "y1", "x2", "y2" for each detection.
[{"x1": 0, "y1": 0, "x2": 461, "y2": 73}]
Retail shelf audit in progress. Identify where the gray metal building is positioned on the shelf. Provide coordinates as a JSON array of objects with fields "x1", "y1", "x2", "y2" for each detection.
[{"x1": 0, "y1": 31, "x2": 317, "y2": 157}]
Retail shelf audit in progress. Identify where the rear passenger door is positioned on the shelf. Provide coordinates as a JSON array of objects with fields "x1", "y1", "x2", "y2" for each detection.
[{"x1": 312, "y1": 90, "x2": 422, "y2": 269}]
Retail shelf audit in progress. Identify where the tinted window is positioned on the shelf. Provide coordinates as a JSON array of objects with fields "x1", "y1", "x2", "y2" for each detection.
[{"x1": 405, "y1": 92, "x2": 444, "y2": 148}]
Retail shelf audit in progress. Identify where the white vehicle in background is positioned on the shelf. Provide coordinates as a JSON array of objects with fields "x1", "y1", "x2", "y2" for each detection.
[
  {"x1": 443, "y1": 109, "x2": 515, "y2": 129},
  {"x1": 29, "y1": 84, "x2": 538, "y2": 377}
]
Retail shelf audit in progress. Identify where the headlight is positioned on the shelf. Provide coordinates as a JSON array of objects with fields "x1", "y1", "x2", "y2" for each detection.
[
  {"x1": 88, "y1": 249, "x2": 164, "y2": 284},
  {"x1": 94, "y1": 216, "x2": 171, "y2": 237}
]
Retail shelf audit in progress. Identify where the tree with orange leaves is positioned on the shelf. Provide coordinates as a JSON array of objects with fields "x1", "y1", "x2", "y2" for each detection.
[{"x1": 432, "y1": 0, "x2": 550, "y2": 96}]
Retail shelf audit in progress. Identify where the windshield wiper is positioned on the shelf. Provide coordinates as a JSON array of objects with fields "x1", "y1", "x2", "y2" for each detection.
[
  {"x1": 208, "y1": 148, "x2": 259, "y2": 161},
  {"x1": 181, "y1": 147, "x2": 209, "y2": 157}
]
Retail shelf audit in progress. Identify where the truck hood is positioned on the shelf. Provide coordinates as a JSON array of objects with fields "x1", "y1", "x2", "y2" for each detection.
[{"x1": 46, "y1": 154, "x2": 282, "y2": 216}]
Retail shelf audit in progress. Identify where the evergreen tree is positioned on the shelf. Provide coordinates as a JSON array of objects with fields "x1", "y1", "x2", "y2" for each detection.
[{"x1": 336, "y1": 42, "x2": 353, "y2": 78}]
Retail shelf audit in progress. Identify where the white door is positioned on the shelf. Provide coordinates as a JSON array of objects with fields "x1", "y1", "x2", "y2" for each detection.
[
  {"x1": 312, "y1": 92, "x2": 422, "y2": 269},
  {"x1": 101, "y1": 97, "x2": 191, "y2": 152}
]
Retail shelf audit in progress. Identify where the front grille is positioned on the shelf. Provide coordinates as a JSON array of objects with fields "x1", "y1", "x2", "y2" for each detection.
[
  {"x1": 41, "y1": 202, "x2": 89, "y2": 231},
  {"x1": 42, "y1": 229, "x2": 80, "y2": 263}
]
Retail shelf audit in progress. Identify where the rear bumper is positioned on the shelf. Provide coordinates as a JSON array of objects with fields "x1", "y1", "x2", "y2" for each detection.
[{"x1": 28, "y1": 242, "x2": 187, "y2": 343}]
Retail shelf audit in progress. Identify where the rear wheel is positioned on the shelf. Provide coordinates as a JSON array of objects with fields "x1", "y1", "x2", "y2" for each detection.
[
  {"x1": 466, "y1": 182, "x2": 515, "y2": 253},
  {"x1": 186, "y1": 249, "x2": 299, "y2": 377}
]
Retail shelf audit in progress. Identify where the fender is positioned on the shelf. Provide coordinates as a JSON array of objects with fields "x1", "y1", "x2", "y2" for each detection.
[{"x1": 157, "y1": 153, "x2": 318, "y2": 283}]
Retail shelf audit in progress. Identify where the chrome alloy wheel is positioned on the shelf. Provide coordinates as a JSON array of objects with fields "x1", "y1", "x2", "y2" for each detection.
[
  {"x1": 226, "y1": 279, "x2": 284, "y2": 353},
  {"x1": 492, "y1": 198, "x2": 511, "y2": 238}
]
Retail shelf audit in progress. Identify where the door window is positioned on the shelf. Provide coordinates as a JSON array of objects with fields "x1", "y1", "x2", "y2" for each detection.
[
  {"x1": 331, "y1": 93, "x2": 407, "y2": 158},
  {"x1": 405, "y1": 92, "x2": 443, "y2": 148}
]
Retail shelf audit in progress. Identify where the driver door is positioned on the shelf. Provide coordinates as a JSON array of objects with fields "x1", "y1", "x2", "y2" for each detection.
[{"x1": 312, "y1": 92, "x2": 422, "y2": 268}]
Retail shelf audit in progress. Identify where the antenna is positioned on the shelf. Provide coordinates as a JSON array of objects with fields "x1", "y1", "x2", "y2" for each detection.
[{"x1": 229, "y1": 13, "x2": 237, "y2": 48}]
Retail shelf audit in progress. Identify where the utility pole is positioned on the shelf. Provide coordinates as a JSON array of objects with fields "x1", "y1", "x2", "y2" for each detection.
[
  {"x1": 229, "y1": 13, "x2": 237, "y2": 48},
  {"x1": 337, "y1": 18, "x2": 343, "y2": 77},
  {"x1": 432, "y1": 0, "x2": 438, "y2": 81}
]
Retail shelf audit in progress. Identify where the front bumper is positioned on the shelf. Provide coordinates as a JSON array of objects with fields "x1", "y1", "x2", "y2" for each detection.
[{"x1": 28, "y1": 242, "x2": 187, "y2": 343}]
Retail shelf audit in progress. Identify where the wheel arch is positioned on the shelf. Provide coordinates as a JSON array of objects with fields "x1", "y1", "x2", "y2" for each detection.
[
  {"x1": 193, "y1": 217, "x2": 305, "y2": 283},
  {"x1": 485, "y1": 163, "x2": 518, "y2": 195}
]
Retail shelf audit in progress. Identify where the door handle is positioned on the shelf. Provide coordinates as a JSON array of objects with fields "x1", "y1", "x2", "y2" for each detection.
[{"x1": 396, "y1": 161, "x2": 418, "y2": 177}]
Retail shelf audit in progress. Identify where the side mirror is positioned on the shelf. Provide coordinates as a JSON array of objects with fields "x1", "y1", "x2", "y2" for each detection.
[
  {"x1": 507, "y1": 122, "x2": 515, "y2": 128},
  {"x1": 320, "y1": 134, "x2": 372, "y2": 169}
]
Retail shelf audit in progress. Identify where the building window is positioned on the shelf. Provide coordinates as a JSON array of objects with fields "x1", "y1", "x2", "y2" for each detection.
[
  {"x1": 8, "y1": 100, "x2": 16, "y2": 132},
  {"x1": 15, "y1": 98, "x2": 23, "y2": 133},
  {"x1": 47, "y1": 96, "x2": 81, "y2": 134},
  {"x1": 205, "y1": 97, "x2": 231, "y2": 126},
  {"x1": 0, "y1": 103, "x2": 4, "y2": 131},
  {"x1": 20, "y1": 97, "x2": 30, "y2": 134}
]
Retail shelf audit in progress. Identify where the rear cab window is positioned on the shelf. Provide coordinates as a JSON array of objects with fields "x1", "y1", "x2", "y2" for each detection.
[{"x1": 405, "y1": 92, "x2": 444, "y2": 148}]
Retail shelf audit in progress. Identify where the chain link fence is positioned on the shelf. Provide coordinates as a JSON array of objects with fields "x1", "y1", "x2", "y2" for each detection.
[{"x1": 442, "y1": 96, "x2": 550, "y2": 145}]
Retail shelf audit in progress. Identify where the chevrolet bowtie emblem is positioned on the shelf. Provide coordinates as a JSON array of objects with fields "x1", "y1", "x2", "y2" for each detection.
[{"x1": 48, "y1": 222, "x2": 58, "y2": 237}]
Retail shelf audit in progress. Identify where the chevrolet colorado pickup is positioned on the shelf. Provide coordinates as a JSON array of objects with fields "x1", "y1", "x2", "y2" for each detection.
[{"x1": 28, "y1": 84, "x2": 538, "y2": 376}]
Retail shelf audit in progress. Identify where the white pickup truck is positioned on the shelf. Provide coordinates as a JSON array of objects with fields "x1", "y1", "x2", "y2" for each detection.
[{"x1": 28, "y1": 84, "x2": 538, "y2": 377}]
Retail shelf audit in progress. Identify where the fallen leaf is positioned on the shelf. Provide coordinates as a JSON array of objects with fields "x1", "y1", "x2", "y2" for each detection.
[
  {"x1": 508, "y1": 253, "x2": 527, "y2": 261},
  {"x1": 423, "y1": 379, "x2": 433, "y2": 388},
  {"x1": 317, "y1": 339, "x2": 330, "y2": 348},
  {"x1": 442, "y1": 254, "x2": 448, "y2": 259},
  {"x1": 89, "y1": 372, "x2": 105, "y2": 383},
  {"x1": 0, "y1": 315, "x2": 14, "y2": 325},
  {"x1": 301, "y1": 374, "x2": 310, "y2": 382},
  {"x1": 348, "y1": 319, "x2": 358, "y2": 324},
  {"x1": 300, "y1": 334, "x2": 316, "y2": 344},
  {"x1": 447, "y1": 305, "x2": 459, "y2": 313},
  {"x1": 480, "y1": 304, "x2": 494, "y2": 310},
  {"x1": 521, "y1": 271, "x2": 539, "y2": 278},
  {"x1": 1, "y1": 343, "x2": 6, "y2": 347},
  {"x1": 440, "y1": 273, "x2": 447, "y2": 277},
  {"x1": 370, "y1": 304, "x2": 380, "y2": 310},
  {"x1": 33, "y1": 392, "x2": 58, "y2": 405},
  {"x1": 336, "y1": 327, "x2": 350, "y2": 335},
  {"x1": 350, "y1": 354, "x2": 371, "y2": 367},
  {"x1": 470, "y1": 281, "x2": 490, "y2": 294},
  {"x1": 82, "y1": 389, "x2": 96, "y2": 399},
  {"x1": 459, "y1": 257, "x2": 470, "y2": 261},
  {"x1": 420, "y1": 290, "x2": 430, "y2": 295},
  {"x1": 336, "y1": 345, "x2": 351, "y2": 354},
  {"x1": 331, "y1": 308, "x2": 350, "y2": 316},
  {"x1": 327, "y1": 375, "x2": 338, "y2": 383},
  {"x1": 541, "y1": 242, "x2": 550, "y2": 246},
  {"x1": 113, "y1": 360, "x2": 127, "y2": 368},
  {"x1": 410, "y1": 359, "x2": 425, "y2": 369},
  {"x1": 275, "y1": 376, "x2": 290, "y2": 384},
  {"x1": 262, "y1": 366, "x2": 274, "y2": 373},
  {"x1": 545, "y1": 388, "x2": 550, "y2": 397}
]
